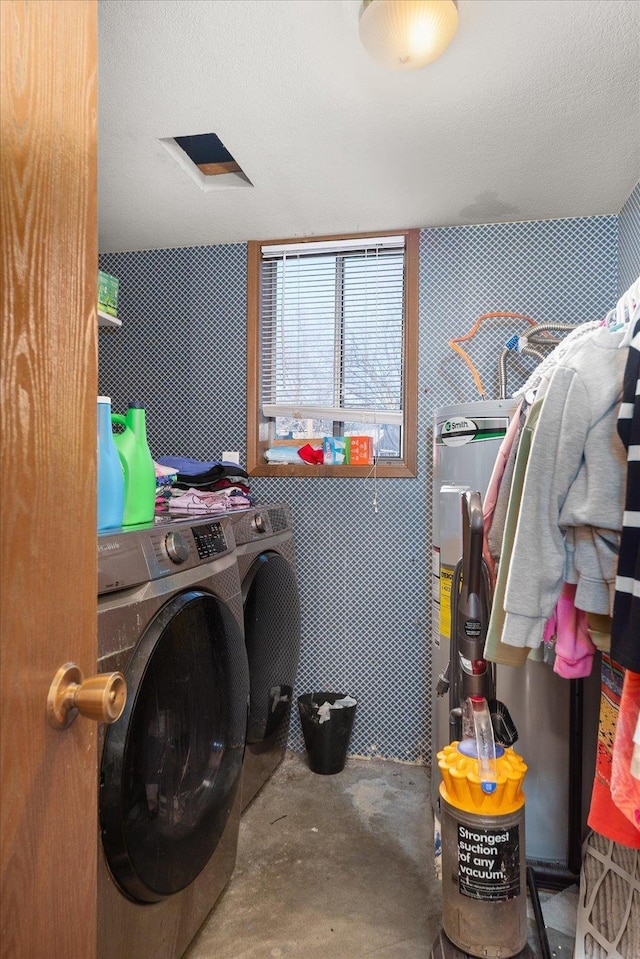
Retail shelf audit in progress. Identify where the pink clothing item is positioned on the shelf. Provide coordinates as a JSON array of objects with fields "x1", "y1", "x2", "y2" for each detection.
[
  {"x1": 168, "y1": 488, "x2": 252, "y2": 514},
  {"x1": 482, "y1": 400, "x2": 523, "y2": 583},
  {"x1": 611, "y1": 670, "x2": 640, "y2": 833},
  {"x1": 542, "y1": 581, "x2": 596, "y2": 679}
]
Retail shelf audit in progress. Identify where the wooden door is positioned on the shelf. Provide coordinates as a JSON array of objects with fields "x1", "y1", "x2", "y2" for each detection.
[{"x1": 0, "y1": 2, "x2": 98, "y2": 957}]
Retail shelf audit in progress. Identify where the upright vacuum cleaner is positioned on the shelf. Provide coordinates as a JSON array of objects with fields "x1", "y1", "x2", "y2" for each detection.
[
  {"x1": 437, "y1": 491, "x2": 518, "y2": 751},
  {"x1": 430, "y1": 491, "x2": 546, "y2": 959}
]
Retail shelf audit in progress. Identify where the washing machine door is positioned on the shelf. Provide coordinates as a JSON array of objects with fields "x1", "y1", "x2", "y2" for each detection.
[
  {"x1": 243, "y1": 551, "x2": 301, "y2": 743},
  {"x1": 100, "y1": 589, "x2": 248, "y2": 904}
]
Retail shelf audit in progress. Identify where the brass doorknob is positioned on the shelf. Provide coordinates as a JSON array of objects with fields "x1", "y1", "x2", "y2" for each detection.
[{"x1": 47, "y1": 663, "x2": 126, "y2": 730}]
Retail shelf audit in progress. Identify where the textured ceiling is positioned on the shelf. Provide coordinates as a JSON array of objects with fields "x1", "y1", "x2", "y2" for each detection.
[{"x1": 98, "y1": 0, "x2": 640, "y2": 253}]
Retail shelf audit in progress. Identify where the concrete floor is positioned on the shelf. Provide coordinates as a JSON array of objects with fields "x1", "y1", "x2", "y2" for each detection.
[
  {"x1": 184, "y1": 753, "x2": 442, "y2": 959},
  {"x1": 184, "y1": 753, "x2": 578, "y2": 959}
]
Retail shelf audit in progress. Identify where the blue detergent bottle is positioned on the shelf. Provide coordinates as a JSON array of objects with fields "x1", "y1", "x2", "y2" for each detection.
[{"x1": 97, "y1": 396, "x2": 125, "y2": 531}]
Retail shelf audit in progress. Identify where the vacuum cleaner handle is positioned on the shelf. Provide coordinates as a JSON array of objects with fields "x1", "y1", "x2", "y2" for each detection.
[{"x1": 461, "y1": 490, "x2": 484, "y2": 599}]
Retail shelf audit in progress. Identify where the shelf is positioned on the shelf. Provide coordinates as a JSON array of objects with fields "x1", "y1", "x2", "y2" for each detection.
[{"x1": 98, "y1": 308, "x2": 121, "y2": 328}]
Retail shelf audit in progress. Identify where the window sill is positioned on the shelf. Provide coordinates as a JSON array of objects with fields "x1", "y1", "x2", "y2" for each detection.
[{"x1": 248, "y1": 461, "x2": 416, "y2": 479}]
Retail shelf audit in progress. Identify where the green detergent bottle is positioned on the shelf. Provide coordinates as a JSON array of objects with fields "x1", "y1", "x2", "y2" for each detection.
[{"x1": 111, "y1": 402, "x2": 156, "y2": 526}]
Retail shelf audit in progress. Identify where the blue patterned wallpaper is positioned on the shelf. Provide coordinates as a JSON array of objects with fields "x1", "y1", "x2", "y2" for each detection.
[
  {"x1": 618, "y1": 180, "x2": 640, "y2": 295},
  {"x1": 100, "y1": 213, "x2": 619, "y2": 764},
  {"x1": 99, "y1": 244, "x2": 248, "y2": 460}
]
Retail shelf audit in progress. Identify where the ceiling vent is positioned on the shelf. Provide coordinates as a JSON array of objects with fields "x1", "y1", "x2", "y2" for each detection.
[{"x1": 160, "y1": 132, "x2": 252, "y2": 193}]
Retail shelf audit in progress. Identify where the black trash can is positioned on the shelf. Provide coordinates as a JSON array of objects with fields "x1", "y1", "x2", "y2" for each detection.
[{"x1": 297, "y1": 691, "x2": 357, "y2": 775}]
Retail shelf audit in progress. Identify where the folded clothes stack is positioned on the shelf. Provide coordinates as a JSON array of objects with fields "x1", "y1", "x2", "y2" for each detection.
[{"x1": 154, "y1": 456, "x2": 253, "y2": 514}]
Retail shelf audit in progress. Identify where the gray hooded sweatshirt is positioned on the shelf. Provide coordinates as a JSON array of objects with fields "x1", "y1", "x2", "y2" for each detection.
[{"x1": 501, "y1": 326, "x2": 628, "y2": 649}]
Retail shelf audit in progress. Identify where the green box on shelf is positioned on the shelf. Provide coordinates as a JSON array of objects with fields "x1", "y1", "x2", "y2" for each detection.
[
  {"x1": 98, "y1": 270, "x2": 119, "y2": 317},
  {"x1": 323, "y1": 436, "x2": 346, "y2": 465}
]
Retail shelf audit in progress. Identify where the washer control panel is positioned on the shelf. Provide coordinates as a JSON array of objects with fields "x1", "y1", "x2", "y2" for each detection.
[
  {"x1": 192, "y1": 521, "x2": 227, "y2": 559},
  {"x1": 98, "y1": 517, "x2": 234, "y2": 594}
]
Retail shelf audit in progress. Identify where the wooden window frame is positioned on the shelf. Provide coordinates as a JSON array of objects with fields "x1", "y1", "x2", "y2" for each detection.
[{"x1": 246, "y1": 228, "x2": 418, "y2": 478}]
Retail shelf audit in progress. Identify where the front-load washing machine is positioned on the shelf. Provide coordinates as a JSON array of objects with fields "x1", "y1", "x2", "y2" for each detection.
[
  {"x1": 229, "y1": 504, "x2": 301, "y2": 810},
  {"x1": 97, "y1": 515, "x2": 249, "y2": 959}
]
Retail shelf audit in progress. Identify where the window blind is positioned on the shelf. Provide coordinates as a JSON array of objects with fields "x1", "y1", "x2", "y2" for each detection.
[{"x1": 259, "y1": 235, "x2": 406, "y2": 430}]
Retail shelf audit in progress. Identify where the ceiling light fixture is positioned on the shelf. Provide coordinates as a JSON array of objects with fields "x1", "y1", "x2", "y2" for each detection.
[{"x1": 359, "y1": 0, "x2": 459, "y2": 71}]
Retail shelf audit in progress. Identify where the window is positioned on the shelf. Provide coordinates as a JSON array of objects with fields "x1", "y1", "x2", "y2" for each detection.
[{"x1": 247, "y1": 230, "x2": 418, "y2": 477}]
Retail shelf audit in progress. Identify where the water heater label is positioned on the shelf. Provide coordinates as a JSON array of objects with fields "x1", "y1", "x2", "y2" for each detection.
[
  {"x1": 457, "y1": 824, "x2": 521, "y2": 901},
  {"x1": 440, "y1": 417, "x2": 477, "y2": 446},
  {"x1": 439, "y1": 564, "x2": 454, "y2": 640}
]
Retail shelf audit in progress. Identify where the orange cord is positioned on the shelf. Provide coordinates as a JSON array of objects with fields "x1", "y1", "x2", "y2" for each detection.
[{"x1": 448, "y1": 312, "x2": 539, "y2": 398}]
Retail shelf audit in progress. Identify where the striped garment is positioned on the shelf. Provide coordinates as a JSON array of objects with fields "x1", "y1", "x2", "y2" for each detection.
[{"x1": 611, "y1": 317, "x2": 640, "y2": 672}]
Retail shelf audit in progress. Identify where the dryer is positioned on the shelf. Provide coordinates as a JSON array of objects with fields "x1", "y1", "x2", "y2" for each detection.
[
  {"x1": 229, "y1": 504, "x2": 301, "y2": 810},
  {"x1": 97, "y1": 515, "x2": 249, "y2": 959}
]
